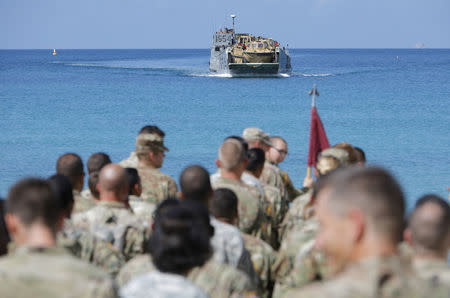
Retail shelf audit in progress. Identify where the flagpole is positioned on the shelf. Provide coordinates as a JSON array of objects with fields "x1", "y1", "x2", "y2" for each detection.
[{"x1": 306, "y1": 84, "x2": 319, "y2": 179}]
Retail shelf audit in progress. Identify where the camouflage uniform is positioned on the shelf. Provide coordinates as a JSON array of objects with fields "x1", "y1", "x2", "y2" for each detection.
[
  {"x1": 242, "y1": 233, "x2": 277, "y2": 297},
  {"x1": 261, "y1": 161, "x2": 287, "y2": 201},
  {"x1": 277, "y1": 168, "x2": 307, "y2": 202},
  {"x1": 272, "y1": 218, "x2": 320, "y2": 298},
  {"x1": 117, "y1": 254, "x2": 254, "y2": 298},
  {"x1": 72, "y1": 189, "x2": 96, "y2": 214},
  {"x1": 210, "y1": 217, "x2": 258, "y2": 285},
  {"x1": 119, "y1": 151, "x2": 139, "y2": 169},
  {"x1": 120, "y1": 270, "x2": 208, "y2": 298},
  {"x1": 128, "y1": 195, "x2": 156, "y2": 226},
  {"x1": 278, "y1": 190, "x2": 313, "y2": 242},
  {"x1": 285, "y1": 256, "x2": 450, "y2": 298},
  {"x1": 137, "y1": 166, "x2": 178, "y2": 204},
  {"x1": 0, "y1": 246, "x2": 118, "y2": 298},
  {"x1": 81, "y1": 188, "x2": 94, "y2": 201},
  {"x1": 413, "y1": 258, "x2": 450, "y2": 286},
  {"x1": 212, "y1": 176, "x2": 265, "y2": 235},
  {"x1": 263, "y1": 184, "x2": 288, "y2": 248},
  {"x1": 72, "y1": 201, "x2": 149, "y2": 260},
  {"x1": 58, "y1": 219, "x2": 125, "y2": 276}
]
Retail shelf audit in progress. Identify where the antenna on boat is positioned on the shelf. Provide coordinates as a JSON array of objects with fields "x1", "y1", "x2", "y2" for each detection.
[
  {"x1": 309, "y1": 84, "x2": 319, "y2": 107},
  {"x1": 230, "y1": 14, "x2": 236, "y2": 31}
]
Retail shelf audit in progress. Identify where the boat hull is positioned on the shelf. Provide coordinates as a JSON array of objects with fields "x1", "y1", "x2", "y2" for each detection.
[{"x1": 228, "y1": 63, "x2": 279, "y2": 75}]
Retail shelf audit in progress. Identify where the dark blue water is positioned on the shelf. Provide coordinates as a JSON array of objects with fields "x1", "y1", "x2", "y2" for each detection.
[{"x1": 1, "y1": 49, "x2": 449, "y2": 209}]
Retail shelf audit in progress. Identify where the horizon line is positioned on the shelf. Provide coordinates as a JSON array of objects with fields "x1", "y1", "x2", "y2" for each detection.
[{"x1": 1, "y1": 47, "x2": 449, "y2": 50}]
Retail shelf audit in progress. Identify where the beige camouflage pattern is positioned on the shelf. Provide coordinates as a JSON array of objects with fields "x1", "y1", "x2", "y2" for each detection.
[
  {"x1": 212, "y1": 176, "x2": 264, "y2": 235},
  {"x1": 277, "y1": 168, "x2": 307, "y2": 202},
  {"x1": 81, "y1": 188, "x2": 94, "y2": 201},
  {"x1": 0, "y1": 246, "x2": 118, "y2": 298},
  {"x1": 137, "y1": 166, "x2": 178, "y2": 204},
  {"x1": 242, "y1": 233, "x2": 276, "y2": 297},
  {"x1": 285, "y1": 256, "x2": 450, "y2": 298},
  {"x1": 263, "y1": 184, "x2": 288, "y2": 248},
  {"x1": 119, "y1": 151, "x2": 139, "y2": 169},
  {"x1": 117, "y1": 254, "x2": 255, "y2": 298},
  {"x1": 58, "y1": 220, "x2": 125, "y2": 276},
  {"x1": 72, "y1": 201, "x2": 149, "y2": 260},
  {"x1": 72, "y1": 189, "x2": 96, "y2": 214},
  {"x1": 128, "y1": 195, "x2": 156, "y2": 226},
  {"x1": 120, "y1": 270, "x2": 208, "y2": 298},
  {"x1": 413, "y1": 258, "x2": 450, "y2": 286},
  {"x1": 261, "y1": 161, "x2": 287, "y2": 202},
  {"x1": 272, "y1": 218, "x2": 320, "y2": 297},
  {"x1": 278, "y1": 190, "x2": 313, "y2": 241}
]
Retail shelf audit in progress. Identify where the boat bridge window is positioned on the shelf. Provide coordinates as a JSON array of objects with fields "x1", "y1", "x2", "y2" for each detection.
[
  {"x1": 258, "y1": 44, "x2": 263, "y2": 48},
  {"x1": 215, "y1": 46, "x2": 221, "y2": 51},
  {"x1": 264, "y1": 42, "x2": 268, "y2": 48}
]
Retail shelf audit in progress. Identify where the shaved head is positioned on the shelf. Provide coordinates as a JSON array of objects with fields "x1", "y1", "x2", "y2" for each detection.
[
  {"x1": 408, "y1": 194, "x2": 450, "y2": 254},
  {"x1": 99, "y1": 164, "x2": 129, "y2": 199},
  {"x1": 180, "y1": 165, "x2": 212, "y2": 205},
  {"x1": 218, "y1": 139, "x2": 246, "y2": 170},
  {"x1": 320, "y1": 166, "x2": 405, "y2": 244}
]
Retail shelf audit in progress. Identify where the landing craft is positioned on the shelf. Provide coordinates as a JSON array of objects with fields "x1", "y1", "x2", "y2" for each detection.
[
  {"x1": 52, "y1": 49, "x2": 57, "y2": 56},
  {"x1": 209, "y1": 15, "x2": 291, "y2": 76}
]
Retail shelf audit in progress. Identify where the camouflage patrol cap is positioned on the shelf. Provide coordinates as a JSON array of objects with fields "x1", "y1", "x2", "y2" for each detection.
[
  {"x1": 135, "y1": 133, "x2": 169, "y2": 153},
  {"x1": 242, "y1": 127, "x2": 273, "y2": 147},
  {"x1": 319, "y1": 148, "x2": 349, "y2": 166}
]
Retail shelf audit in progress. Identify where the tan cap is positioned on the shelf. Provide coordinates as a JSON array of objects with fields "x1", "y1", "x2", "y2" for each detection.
[
  {"x1": 242, "y1": 127, "x2": 273, "y2": 146},
  {"x1": 319, "y1": 148, "x2": 349, "y2": 166},
  {"x1": 135, "y1": 133, "x2": 169, "y2": 154}
]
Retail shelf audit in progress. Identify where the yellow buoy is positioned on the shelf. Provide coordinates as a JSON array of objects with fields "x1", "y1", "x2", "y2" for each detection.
[{"x1": 52, "y1": 49, "x2": 57, "y2": 56}]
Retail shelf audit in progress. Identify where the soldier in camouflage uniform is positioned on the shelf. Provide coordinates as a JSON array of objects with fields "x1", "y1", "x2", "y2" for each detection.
[
  {"x1": 267, "y1": 136, "x2": 307, "y2": 202},
  {"x1": 1, "y1": 178, "x2": 117, "y2": 298},
  {"x1": 119, "y1": 125, "x2": 166, "y2": 169},
  {"x1": 242, "y1": 128, "x2": 288, "y2": 204},
  {"x1": 286, "y1": 167, "x2": 450, "y2": 298},
  {"x1": 211, "y1": 139, "x2": 265, "y2": 236},
  {"x1": 124, "y1": 167, "x2": 156, "y2": 225},
  {"x1": 81, "y1": 152, "x2": 112, "y2": 201},
  {"x1": 72, "y1": 164, "x2": 149, "y2": 261},
  {"x1": 405, "y1": 194, "x2": 450, "y2": 285},
  {"x1": 48, "y1": 174, "x2": 125, "y2": 276},
  {"x1": 56, "y1": 152, "x2": 96, "y2": 213},
  {"x1": 135, "y1": 132, "x2": 178, "y2": 204},
  {"x1": 211, "y1": 187, "x2": 275, "y2": 297},
  {"x1": 245, "y1": 147, "x2": 287, "y2": 248}
]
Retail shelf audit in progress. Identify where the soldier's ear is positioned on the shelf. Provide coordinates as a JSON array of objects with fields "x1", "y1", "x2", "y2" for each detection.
[
  {"x1": 215, "y1": 159, "x2": 221, "y2": 168},
  {"x1": 4, "y1": 214, "x2": 18, "y2": 238},
  {"x1": 403, "y1": 228, "x2": 412, "y2": 245},
  {"x1": 178, "y1": 192, "x2": 184, "y2": 200}
]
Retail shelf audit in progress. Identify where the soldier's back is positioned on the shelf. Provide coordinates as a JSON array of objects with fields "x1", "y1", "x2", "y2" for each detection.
[
  {"x1": 116, "y1": 254, "x2": 155, "y2": 287},
  {"x1": 261, "y1": 162, "x2": 287, "y2": 200},
  {"x1": 278, "y1": 190, "x2": 312, "y2": 241},
  {"x1": 137, "y1": 166, "x2": 178, "y2": 204},
  {"x1": 0, "y1": 246, "x2": 117, "y2": 298},
  {"x1": 285, "y1": 256, "x2": 450, "y2": 298},
  {"x1": 212, "y1": 177, "x2": 263, "y2": 234},
  {"x1": 413, "y1": 258, "x2": 450, "y2": 286},
  {"x1": 119, "y1": 152, "x2": 139, "y2": 169},
  {"x1": 72, "y1": 189, "x2": 96, "y2": 214},
  {"x1": 72, "y1": 201, "x2": 149, "y2": 260}
]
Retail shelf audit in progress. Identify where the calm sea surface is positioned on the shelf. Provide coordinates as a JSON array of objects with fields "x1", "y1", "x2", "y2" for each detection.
[{"x1": 0, "y1": 49, "x2": 449, "y2": 210}]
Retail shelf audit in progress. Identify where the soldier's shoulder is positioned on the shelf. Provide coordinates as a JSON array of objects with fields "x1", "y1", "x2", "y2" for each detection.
[{"x1": 116, "y1": 254, "x2": 155, "y2": 287}]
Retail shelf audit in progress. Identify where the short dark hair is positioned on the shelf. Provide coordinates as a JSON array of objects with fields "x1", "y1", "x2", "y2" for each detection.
[
  {"x1": 179, "y1": 165, "x2": 212, "y2": 205},
  {"x1": 210, "y1": 188, "x2": 238, "y2": 222},
  {"x1": 125, "y1": 168, "x2": 140, "y2": 195},
  {"x1": 6, "y1": 178, "x2": 58, "y2": 230},
  {"x1": 246, "y1": 148, "x2": 265, "y2": 173},
  {"x1": 139, "y1": 125, "x2": 165, "y2": 137},
  {"x1": 225, "y1": 136, "x2": 249, "y2": 155},
  {"x1": 354, "y1": 147, "x2": 366, "y2": 163},
  {"x1": 56, "y1": 153, "x2": 84, "y2": 187},
  {"x1": 88, "y1": 172, "x2": 100, "y2": 199},
  {"x1": 149, "y1": 200, "x2": 212, "y2": 274},
  {"x1": 322, "y1": 167, "x2": 405, "y2": 244},
  {"x1": 408, "y1": 194, "x2": 450, "y2": 252},
  {"x1": 47, "y1": 174, "x2": 74, "y2": 215},
  {"x1": 87, "y1": 153, "x2": 111, "y2": 175}
]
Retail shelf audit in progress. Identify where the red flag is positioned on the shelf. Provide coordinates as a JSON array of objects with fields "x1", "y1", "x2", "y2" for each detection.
[{"x1": 307, "y1": 106, "x2": 330, "y2": 167}]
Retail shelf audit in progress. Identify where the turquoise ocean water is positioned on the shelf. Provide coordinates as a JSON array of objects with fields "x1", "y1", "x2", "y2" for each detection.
[{"x1": 0, "y1": 49, "x2": 449, "y2": 210}]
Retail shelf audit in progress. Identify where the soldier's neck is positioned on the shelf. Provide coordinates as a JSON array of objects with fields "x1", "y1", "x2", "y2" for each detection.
[
  {"x1": 138, "y1": 160, "x2": 158, "y2": 169},
  {"x1": 351, "y1": 236, "x2": 398, "y2": 262},
  {"x1": 18, "y1": 223, "x2": 56, "y2": 248},
  {"x1": 412, "y1": 246, "x2": 447, "y2": 260},
  {"x1": 220, "y1": 169, "x2": 242, "y2": 181}
]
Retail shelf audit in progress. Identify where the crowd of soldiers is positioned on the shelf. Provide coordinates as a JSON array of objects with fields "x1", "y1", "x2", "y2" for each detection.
[{"x1": 0, "y1": 124, "x2": 448, "y2": 298}]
